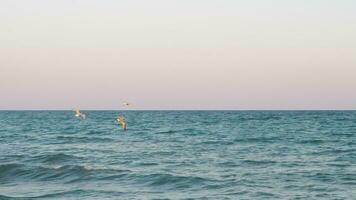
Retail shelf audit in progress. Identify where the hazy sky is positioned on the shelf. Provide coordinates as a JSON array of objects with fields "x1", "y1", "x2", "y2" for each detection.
[{"x1": 1, "y1": 0, "x2": 355, "y2": 109}]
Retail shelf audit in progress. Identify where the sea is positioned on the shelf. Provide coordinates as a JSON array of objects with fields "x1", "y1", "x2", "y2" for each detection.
[{"x1": 0, "y1": 111, "x2": 355, "y2": 199}]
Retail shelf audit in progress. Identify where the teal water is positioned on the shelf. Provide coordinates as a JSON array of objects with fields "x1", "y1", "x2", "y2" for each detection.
[{"x1": 0, "y1": 111, "x2": 355, "y2": 199}]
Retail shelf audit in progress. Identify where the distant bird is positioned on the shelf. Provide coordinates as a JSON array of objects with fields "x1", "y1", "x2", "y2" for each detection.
[
  {"x1": 116, "y1": 115, "x2": 127, "y2": 130},
  {"x1": 122, "y1": 101, "x2": 133, "y2": 107},
  {"x1": 73, "y1": 108, "x2": 86, "y2": 119}
]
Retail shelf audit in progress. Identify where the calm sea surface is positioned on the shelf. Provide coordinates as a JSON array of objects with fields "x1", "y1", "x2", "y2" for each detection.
[{"x1": 0, "y1": 111, "x2": 355, "y2": 199}]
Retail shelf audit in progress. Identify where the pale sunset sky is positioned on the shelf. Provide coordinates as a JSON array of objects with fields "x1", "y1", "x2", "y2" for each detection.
[{"x1": 1, "y1": 0, "x2": 355, "y2": 110}]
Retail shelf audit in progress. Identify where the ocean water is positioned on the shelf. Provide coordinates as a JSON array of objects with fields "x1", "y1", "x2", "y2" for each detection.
[{"x1": 0, "y1": 111, "x2": 355, "y2": 200}]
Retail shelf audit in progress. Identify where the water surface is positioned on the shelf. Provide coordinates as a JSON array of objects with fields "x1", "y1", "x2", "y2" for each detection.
[{"x1": 0, "y1": 111, "x2": 355, "y2": 199}]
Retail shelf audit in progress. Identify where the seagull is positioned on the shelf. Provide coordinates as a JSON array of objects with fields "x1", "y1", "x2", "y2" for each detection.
[
  {"x1": 122, "y1": 101, "x2": 133, "y2": 107},
  {"x1": 73, "y1": 108, "x2": 86, "y2": 119},
  {"x1": 116, "y1": 115, "x2": 127, "y2": 130}
]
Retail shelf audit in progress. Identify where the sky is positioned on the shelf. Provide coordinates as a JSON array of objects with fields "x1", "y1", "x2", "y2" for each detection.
[{"x1": 1, "y1": 0, "x2": 355, "y2": 110}]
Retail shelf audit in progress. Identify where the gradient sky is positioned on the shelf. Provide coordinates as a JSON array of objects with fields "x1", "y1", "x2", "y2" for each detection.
[{"x1": 1, "y1": 0, "x2": 356, "y2": 110}]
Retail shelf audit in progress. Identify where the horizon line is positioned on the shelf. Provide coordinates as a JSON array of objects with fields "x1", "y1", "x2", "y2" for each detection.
[{"x1": 0, "y1": 109, "x2": 355, "y2": 111}]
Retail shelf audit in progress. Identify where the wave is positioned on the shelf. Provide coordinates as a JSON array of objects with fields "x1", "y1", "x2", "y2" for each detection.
[
  {"x1": 53, "y1": 136, "x2": 114, "y2": 143},
  {"x1": 0, "y1": 189, "x2": 125, "y2": 199},
  {"x1": 296, "y1": 139, "x2": 325, "y2": 144},
  {"x1": 239, "y1": 116, "x2": 282, "y2": 121},
  {"x1": 0, "y1": 163, "x2": 131, "y2": 184},
  {"x1": 0, "y1": 163, "x2": 24, "y2": 177},
  {"x1": 241, "y1": 159, "x2": 277, "y2": 166},
  {"x1": 234, "y1": 137, "x2": 279, "y2": 143},
  {"x1": 217, "y1": 161, "x2": 239, "y2": 167},
  {"x1": 132, "y1": 173, "x2": 215, "y2": 188},
  {"x1": 199, "y1": 140, "x2": 234, "y2": 145},
  {"x1": 178, "y1": 128, "x2": 206, "y2": 136},
  {"x1": 27, "y1": 153, "x2": 83, "y2": 164},
  {"x1": 0, "y1": 194, "x2": 28, "y2": 200},
  {"x1": 1, "y1": 164, "x2": 217, "y2": 191},
  {"x1": 154, "y1": 130, "x2": 177, "y2": 134}
]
